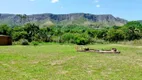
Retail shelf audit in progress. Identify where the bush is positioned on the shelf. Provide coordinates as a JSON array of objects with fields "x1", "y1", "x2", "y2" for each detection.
[
  {"x1": 74, "y1": 33, "x2": 90, "y2": 45},
  {"x1": 31, "y1": 41, "x2": 39, "y2": 46},
  {"x1": 12, "y1": 41, "x2": 21, "y2": 45},
  {"x1": 61, "y1": 33, "x2": 74, "y2": 43},
  {"x1": 106, "y1": 29, "x2": 125, "y2": 42},
  {"x1": 21, "y1": 39, "x2": 29, "y2": 45},
  {"x1": 75, "y1": 37, "x2": 88, "y2": 45}
]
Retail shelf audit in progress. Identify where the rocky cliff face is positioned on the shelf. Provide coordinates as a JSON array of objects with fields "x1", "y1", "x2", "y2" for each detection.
[{"x1": 0, "y1": 13, "x2": 127, "y2": 27}]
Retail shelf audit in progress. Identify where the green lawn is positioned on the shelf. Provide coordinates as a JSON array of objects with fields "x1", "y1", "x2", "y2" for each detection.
[{"x1": 0, "y1": 44, "x2": 142, "y2": 80}]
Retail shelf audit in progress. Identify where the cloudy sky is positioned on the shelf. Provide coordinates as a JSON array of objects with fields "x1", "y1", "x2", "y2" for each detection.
[{"x1": 0, "y1": 0, "x2": 141, "y2": 20}]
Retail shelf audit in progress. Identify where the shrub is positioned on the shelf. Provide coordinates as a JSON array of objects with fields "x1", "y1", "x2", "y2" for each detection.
[
  {"x1": 12, "y1": 41, "x2": 21, "y2": 45},
  {"x1": 61, "y1": 33, "x2": 74, "y2": 43},
  {"x1": 31, "y1": 41, "x2": 39, "y2": 46},
  {"x1": 75, "y1": 37, "x2": 88, "y2": 45},
  {"x1": 74, "y1": 33, "x2": 90, "y2": 45},
  {"x1": 21, "y1": 39, "x2": 29, "y2": 45},
  {"x1": 106, "y1": 29, "x2": 125, "y2": 42}
]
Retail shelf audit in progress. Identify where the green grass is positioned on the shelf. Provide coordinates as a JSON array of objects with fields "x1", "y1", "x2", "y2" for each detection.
[{"x1": 0, "y1": 44, "x2": 142, "y2": 80}]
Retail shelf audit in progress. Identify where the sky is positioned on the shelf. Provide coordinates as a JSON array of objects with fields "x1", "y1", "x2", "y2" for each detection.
[{"x1": 0, "y1": 0, "x2": 142, "y2": 20}]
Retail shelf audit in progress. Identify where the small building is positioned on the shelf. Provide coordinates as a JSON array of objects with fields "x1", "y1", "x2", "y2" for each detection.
[{"x1": 0, "y1": 35, "x2": 12, "y2": 45}]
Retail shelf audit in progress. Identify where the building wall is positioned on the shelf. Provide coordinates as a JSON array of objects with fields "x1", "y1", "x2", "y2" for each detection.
[{"x1": 0, "y1": 36, "x2": 12, "y2": 45}]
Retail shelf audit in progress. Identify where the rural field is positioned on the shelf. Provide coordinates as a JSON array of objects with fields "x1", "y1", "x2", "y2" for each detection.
[{"x1": 0, "y1": 43, "x2": 142, "y2": 80}]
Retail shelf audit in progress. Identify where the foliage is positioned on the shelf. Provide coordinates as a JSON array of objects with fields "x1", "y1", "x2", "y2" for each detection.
[
  {"x1": 106, "y1": 28, "x2": 125, "y2": 42},
  {"x1": 0, "y1": 24, "x2": 11, "y2": 36},
  {"x1": 31, "y1": 41, "x2": 39, "y2": 46},
  {"x1": 39, "y1": 27, "x2": 53, "y2": 42},
  {"x1": 74, "y1": 33, "x2": 90, "y2": 45},
  {"x1": 61, "y1": 33, "x2": 75, "y2": 43},
  {"x1": 24, "y1": 23, "x2": 40, "y2": 41},
  {"x1": 0, "y1": 21, "x2": 142, "y2": 44},
  {"x1": 21, "y1": 39, "x2": 29, "y2": 45}
]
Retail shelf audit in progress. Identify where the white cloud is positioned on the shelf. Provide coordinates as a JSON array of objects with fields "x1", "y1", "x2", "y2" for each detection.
[
  {"x1": 51, "y1": 0, "x2": 59, "y2": 3},
  {"x1": 30, "y1": 0, "x2": 35, "y2": 1},
  {"x1": 96, "y1": 4, "x2": 100, "y2": 8}
]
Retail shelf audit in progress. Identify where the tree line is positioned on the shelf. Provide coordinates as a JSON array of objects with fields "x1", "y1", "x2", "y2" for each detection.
[{"x1": 0, "y1": 21, "x2": 142, "y2": 45}]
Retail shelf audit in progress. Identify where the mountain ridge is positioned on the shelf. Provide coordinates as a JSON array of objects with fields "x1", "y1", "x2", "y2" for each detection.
[{"x1": 0, "y1": 13, "x2": 127, "y2": 27}]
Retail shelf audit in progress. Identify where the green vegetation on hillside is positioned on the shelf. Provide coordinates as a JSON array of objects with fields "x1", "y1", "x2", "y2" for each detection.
[{"x1": 0, "y1": 21, "x2": 142, "y2": 45}]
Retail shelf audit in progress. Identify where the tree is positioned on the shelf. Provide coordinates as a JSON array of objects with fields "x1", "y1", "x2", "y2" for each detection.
[
  {"x1": 96, "y1": 29, "x2": 108, "y2": 39},
  {"x1": 12, "y1": 26, "x2": 28, "y2": 41},
  {"x1": 106, "y1": 28, "x2": 125, "y2": 42},
  {"x1": 61, "y1": 33, "x2": 75, "y2": 43},
  {"x1": 122, "y1": 21, "x2": 142, "y2": 40},
  {"x1": 74, "y1": 33, "x2": 90, "y2": 45},
  {"x1": 124, "y1": 21, "x2": 142, "y2": 29},
  {"x1": 0, "y1": 24, "x2": 11, "y2": 36},
  {"x1": 121, "y1": 26, "x2": 141, "y2": 40},
  {"x1": 24, "y1": 23, "x2": 39, "y2": 41},
  {"x1": 12, "y1": 31, "x2": 28, "y2": 41}
]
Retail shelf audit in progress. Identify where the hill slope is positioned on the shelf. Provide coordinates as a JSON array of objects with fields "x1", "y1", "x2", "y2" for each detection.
[{"x1": 0, "y1": 13, "x2": 127, "y2": 27}]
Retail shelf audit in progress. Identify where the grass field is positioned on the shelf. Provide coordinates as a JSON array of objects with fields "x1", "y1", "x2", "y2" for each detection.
[{"x1": 0, "y1": 44, "x2": 142, "y2": 80}]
